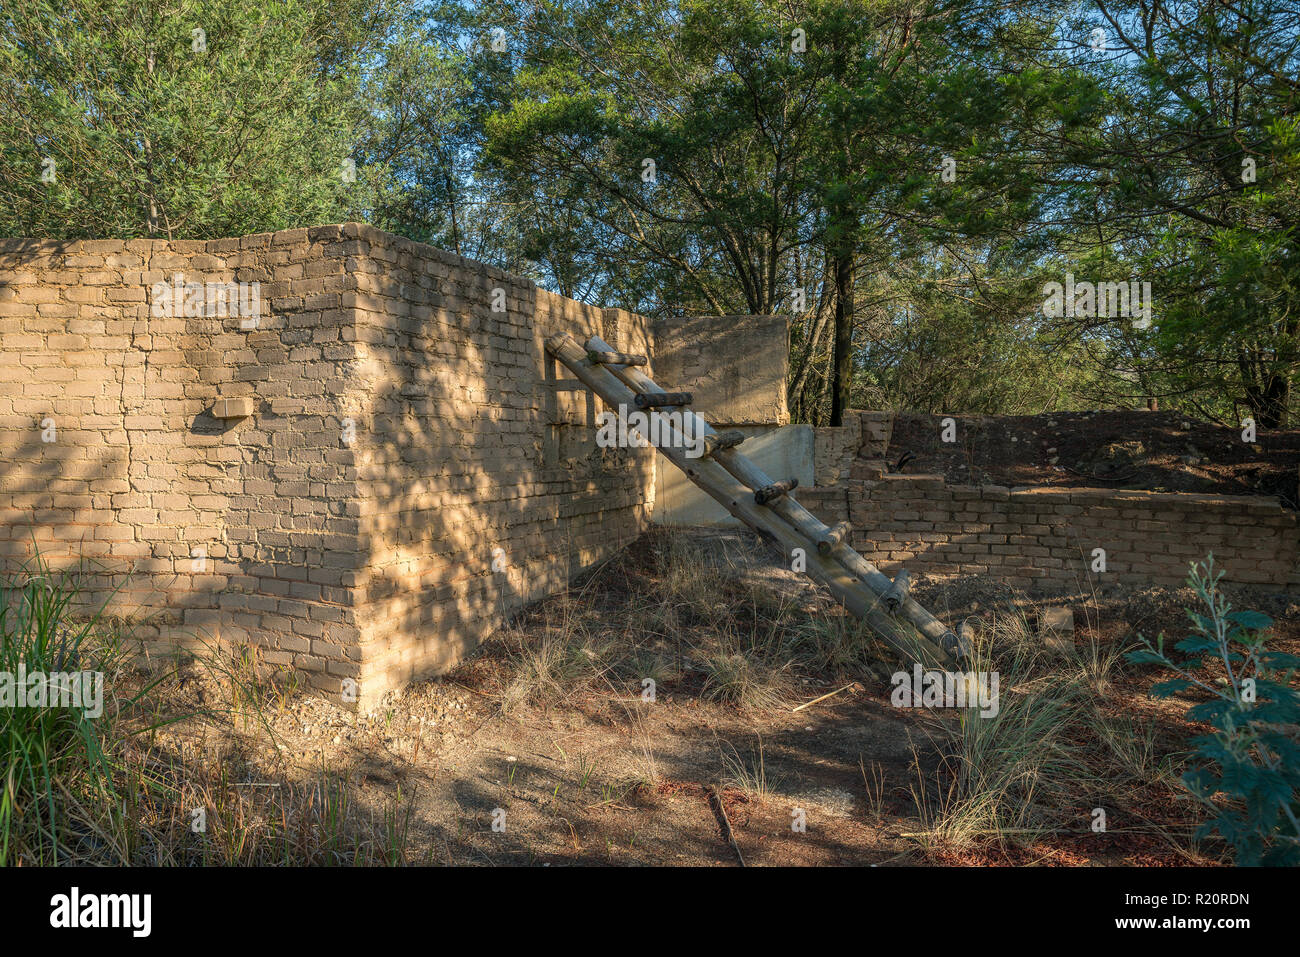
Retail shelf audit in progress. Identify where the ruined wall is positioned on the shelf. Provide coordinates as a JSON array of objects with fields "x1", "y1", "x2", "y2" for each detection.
[
  {"x1": 0, "y1": 224, "x2": 655, "y2": 707},
  {"x1": 345, "y1": 227, "x2": 654, "y2": 697},
  {"x1": 0, "y1": 228, "x2": 367, "y2": 692},
  {"x1": 800, "y1": 476, "x2": 1300, "y2": 590},
  {"x1": 647, "y1": 313, "x2": 808, "y2": 527},
  {"x1": 650, "y1": 314, "x2": 789, "y2": 426},
  {"x1": 814, "y1": 411, "x2": 894, "y2": 486}
]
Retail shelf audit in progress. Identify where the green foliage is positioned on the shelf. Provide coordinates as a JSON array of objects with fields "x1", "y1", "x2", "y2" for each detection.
[
  {"x1": 1, "y1": 0, "x2": 1297, "y2": 422},
  {"x1": 0, "y1": 0, "x2": 382, "y2": 239},
  {"x1": 1146, "y1": 114, "x2": 1300, "y2": 427},
  {"x1": 1128, "y1": 557, "x2": 1300, "y2": 865},
  {"x1": 1058, "y1": 0, "x2": 1300, "y2": 426},
  {"x1": 356, "y1": 12, "x2": 472, "y2": 249},
  {"x1": 0, "y1": 554, "x2": 125, "y2": 864}
]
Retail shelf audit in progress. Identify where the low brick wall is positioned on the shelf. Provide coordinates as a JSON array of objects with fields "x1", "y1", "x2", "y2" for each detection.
[{"x1": 799, "y1": 475, "x2": 1300, "y2": 590}]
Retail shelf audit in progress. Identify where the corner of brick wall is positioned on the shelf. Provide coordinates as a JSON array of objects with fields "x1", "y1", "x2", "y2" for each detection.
[
  {"x1": 814, "y1": 410, "x2": 893, "y2": 486},
  {"x1": 333, "y1": 227, "x2": 655, "y2": 703},
  {"x1": 0, "y1": 222, "x2": 657, "y2": 711},
  {"x1": 0, "y1": 224, "x2": 376, "y2": 706}
]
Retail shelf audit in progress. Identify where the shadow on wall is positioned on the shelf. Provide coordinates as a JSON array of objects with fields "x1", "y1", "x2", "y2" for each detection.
[
  {"x1": 1, "y1": 244, "x2": 143, "y2": 618},
  {"x1": 1, "y1": 231, "x2": 363, "y2": 673},
  {"x1": 351, "y1": 235, "x2": 655, "y2": 701},
  {"x1": 649, "y1": 314, "x2": 790, "y2": 428},
  {"x1": 1, "y1": 226, "x2": 660, "y2": 707}
]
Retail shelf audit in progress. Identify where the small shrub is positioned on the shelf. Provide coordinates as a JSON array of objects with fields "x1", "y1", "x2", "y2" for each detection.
[
  {"x1": 918, "y1": 611, "x2": 1089, "y2": 848},
  {"x1": 1128, "y1": 556, "x2": 1300, "y2": 866},
  {"x1": 0, "y1": 554, "x2": 128, "y2": 864}
]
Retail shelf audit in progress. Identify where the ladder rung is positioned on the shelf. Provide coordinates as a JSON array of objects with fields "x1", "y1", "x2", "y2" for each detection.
[
  {"x1": 884, "y1": 568, "x2": 911, "y2": 612},
  {"x1": 701, "y1": 430, "x2": 745, "y2": 456},
  {"x1": 634, "y1": 391, "x2": 692, "y2": 409},
  {"x1": 816, "y1": 520, "x2": 851, "y2": 556},
  {"x1": 754, "y1": 478, "x2": 798, "y2": 506},
  {"x1": 587, "y1": 348, "x2": 648, "y2": 366}
]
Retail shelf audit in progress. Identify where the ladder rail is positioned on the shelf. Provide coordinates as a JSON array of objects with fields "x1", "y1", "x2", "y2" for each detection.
[{"x1": 548, "y1": 332, "x2": 956, "y2": 669}]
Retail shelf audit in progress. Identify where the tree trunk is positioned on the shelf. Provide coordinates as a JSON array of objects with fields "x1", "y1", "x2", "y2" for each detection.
[
  {"x1": 829, "y1": 251, "x2": 854, "y2": 427},
  {"x1": 1248, "y1": 373, "x2": 1291, "y2": 429},
  {"x1": 444, "y1": 165, "x2": 460, "y2": 256}
]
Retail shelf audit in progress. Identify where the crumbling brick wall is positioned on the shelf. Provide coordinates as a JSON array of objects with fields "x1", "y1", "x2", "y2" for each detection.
[
  {"x1": 800, "y1": 476, "x2": 1300, "y2": 589},
  {"x1": 814, "y1": 416, "x2": 861, "y2": 486},
  {"x1": 814, "y1": 410, "x2": 894, "y2": 486},
  {"x1": 0, "y1": 223, "x2": 655, "y2": 707},
  {"x1": 346, "y1": 227, "x2": 653, "y2": 699}
]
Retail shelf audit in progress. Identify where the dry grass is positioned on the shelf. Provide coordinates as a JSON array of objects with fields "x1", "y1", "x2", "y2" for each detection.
[
  {"x1": 719, "y1": 735, "x2": 773, "y2": 798},
  {"x1": 490, "y1": 529, "x2": 895, "y2": 716},
  {"x1": 10, "y1": 529, "x2": 1227, "y2": 866},
  {"x1": 902, "y1": 609, "x2": 1204, "y2": 860},
  {"x1": 1, "y1": 556, "x2": 420, "y2": 865},
  {"x1": 488, "y1": 530, "x2": 1215, "y2": 861}
]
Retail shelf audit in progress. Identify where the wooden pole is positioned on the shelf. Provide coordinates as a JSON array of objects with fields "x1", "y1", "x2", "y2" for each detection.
[
  {"x1": 884, "y1": 568, "x2": 911, "y2": 613},
  {"x1": 634, "y1": 391, "x2": 692, "y2": 409},
  {"x1": 587, "y1": 348, "x2": 648, "y2": 366},
  {"x1": 755, "y1": 479, "x2": 798, "y2": 505},
  {"x1": 701, "y1": 430, "x2": 745, "y2": 457},
  {"x1": 817, "y1": 521, "x2": 851, "y2": 556}
]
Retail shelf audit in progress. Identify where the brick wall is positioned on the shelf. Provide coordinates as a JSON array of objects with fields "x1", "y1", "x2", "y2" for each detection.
[
  {"x1": 345, "y1": 227, "x2": 654, "y2": 699},
  {"x1": 0, "y1": 224, "x2": 655, "y2": 707},
  {"x1": 814, "y1": 417, "x2": 860, "y2": 486},
  {"x1": 0, "y1": 228, "x2": 368, "y2": 689},
  {"x1": 859, "y1": 412, "x2": 893, "y2": 459},
  {"x1": 800, "y1": 475, "x2": 1300, "y2": 589},
  {"x1": 814, "y1": 410, "x2": 895, "y2": 485}
]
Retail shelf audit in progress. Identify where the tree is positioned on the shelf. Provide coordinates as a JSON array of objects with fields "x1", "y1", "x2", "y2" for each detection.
[
  {"x1": 1062, "y1": 0, "x2": 1300, "y2": 426},
  {"x1": 482, "y1": 0, "x2": 824, "y2": 317},
  {"x1": 0, "y1": 0, "x2": 387, "y2": 239},
  {"x1": 799, "y1": 0, "x2": 1065, "y2": 422}
]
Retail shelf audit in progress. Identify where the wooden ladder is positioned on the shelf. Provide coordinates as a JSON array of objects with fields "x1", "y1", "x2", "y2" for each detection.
[{"x1": 546, "y1": 331, "x2": 965, "y2": 670}]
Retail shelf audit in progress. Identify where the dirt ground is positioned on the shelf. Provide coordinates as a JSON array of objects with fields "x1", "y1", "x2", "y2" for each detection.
[
  {"x1": 887, "y1": 410, "x2": 1300, "y2": 508},
  {"x1": 150, "y1": 528, "x2": 1300, "y2": 867}
]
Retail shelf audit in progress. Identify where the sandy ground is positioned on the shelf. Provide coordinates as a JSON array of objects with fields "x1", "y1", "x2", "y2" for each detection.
[{"x1": 146, "y1": 529, "x2": 1298, "y2": 866}]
